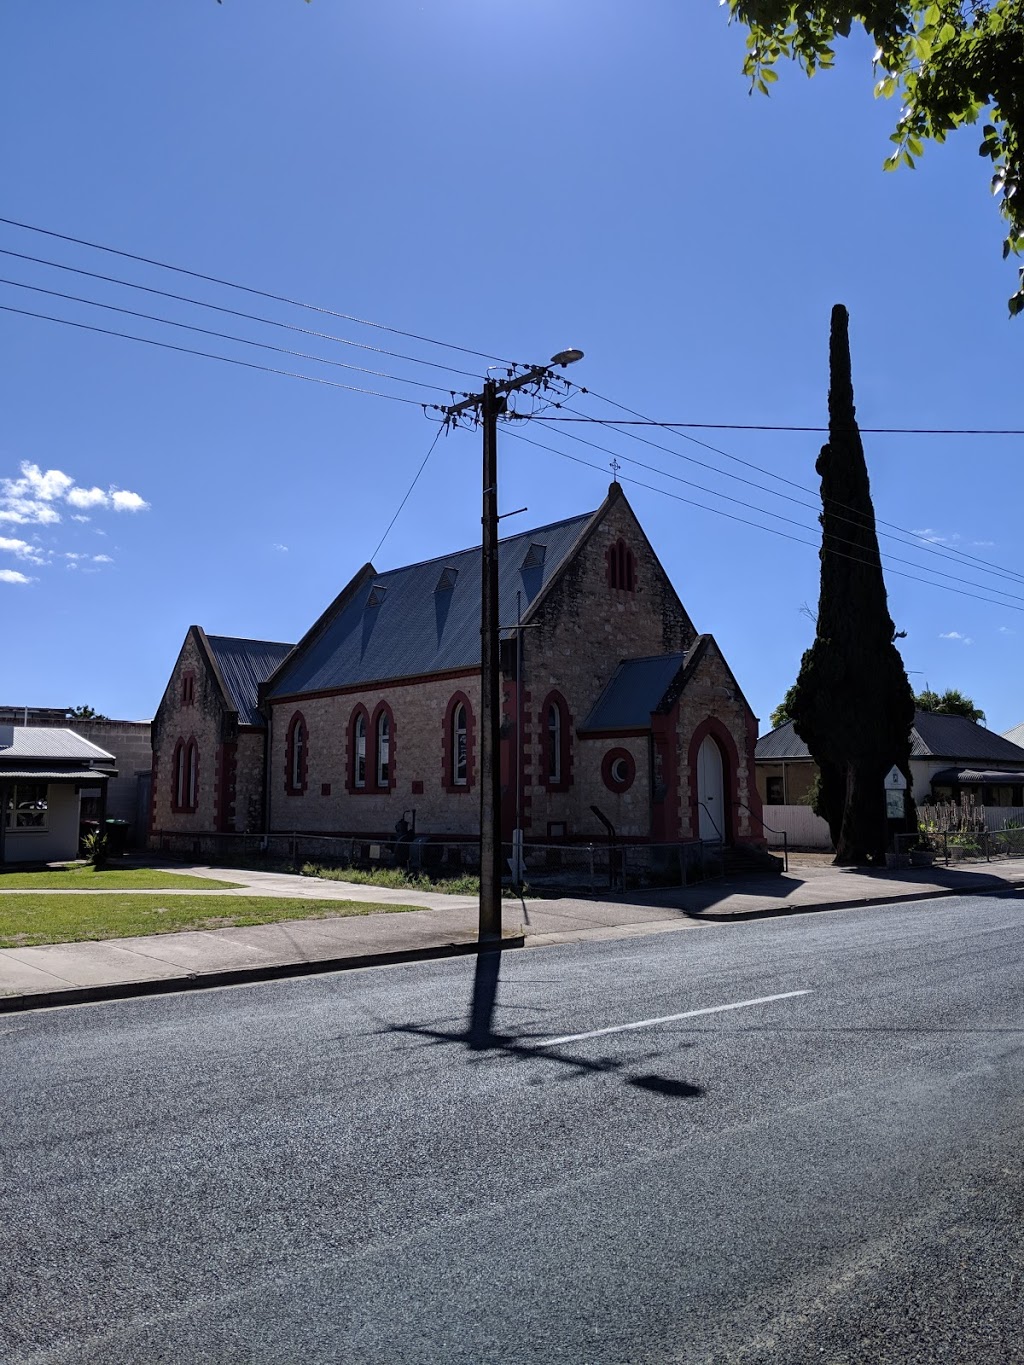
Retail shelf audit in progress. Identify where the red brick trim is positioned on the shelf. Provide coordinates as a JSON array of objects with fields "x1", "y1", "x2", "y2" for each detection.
[
  {"x1": 601, "y1": 746, "x2": 636, "y2": 793},
  {"x1": 539, "y1": 691, "x2": 572, "y2": 792},
  {"x1": 686, "y1": 717, "x2": 740, "y2": 844},
  {"x1": 345, "y1": 704, "x2": 371, "y2": 794},
  {"x1": 442, "y1": 690, "x2": 476, "y2": 794},
  {"x1": 370, "y1": 700, "x2": 396, "y2": 792},
  {"x1": 284, "y1": 711, "x2": 308, "y2": 795},
  {"x1": 269, "y1": 665, "x2": 478, "y2": 707}
]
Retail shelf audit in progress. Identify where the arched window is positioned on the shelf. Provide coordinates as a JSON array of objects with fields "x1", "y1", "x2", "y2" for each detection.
[
  {"x1": 186, "y1": 740, "x2": 199, "y2": 811},
  {"x1": 452, "y1": 702, "x2": 468, "y2": 785},
  {"x1": 547, "y1": 703, "x2": 562, "y2": 784},
  {"x1": 376, "y1": 708, "x2": 391, "y2": 788},
  {"x1": 173, "y1": 739, "x2": 186, "y2": 811},
  {"x1": 608, "y1": 538, "x2": 636, "y2": 592},
  {"x1": 541, "y1": 691, "x2": 571, "y2": 791},
  {"x1": 285, "y1": 712, "x2": 308, "y2": 794},
  {"x1": 353, "y1": 711, "x2": 367, "y2": 789}
]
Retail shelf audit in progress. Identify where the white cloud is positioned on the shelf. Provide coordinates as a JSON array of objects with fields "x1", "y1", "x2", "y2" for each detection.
[
  {"x1": 63, "y1": 552, "x2": 87, "y2": 561},
  {"x1": 93, "y1": 554, "x2": 113, "y2": 564},
  {"x1": 67, "y1": 486, "x2": 109, "y2": 510},
  {"x1": 0, "y1": 568, "x2": 32, "y2": 585},
  {"x1": 939, "y1": 631, "x2": 973, "y2": 645},
  {"x1": 71, "y1": 514, "x2": 91, "y2": 523},
  {"x1": 5, "y1": 462, "x2": 75, "y2": 502},
  {"x1": 999, "y1": 626, "x2": 1015, "y2": 635},
  {"x1": 0, "y1": 536, "x2": 45, "y2": 565},
  {"x1": 110, "y1": 489, "x2": 149, "y2": 512},
  {"x1": 273, "y1": 543, "x2": 289, "y2": 553}
]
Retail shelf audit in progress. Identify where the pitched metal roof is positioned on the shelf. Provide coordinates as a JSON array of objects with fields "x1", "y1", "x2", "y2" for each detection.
[
  {"x1": 581, "y1": 653, "x2": 687, "y2": 733},
  {"x1": 910, "y1": 711, "x2": 1024, "y2": 762},
  {"x1": 756, "y1": 712, "x2": 1024, "y2": 765},
  {"x1": 1003, "y1": 721, "x2": 1024, "y2": 749},
  {"x1": 268, "y1": 510, "x2": 595, "y2": 698},
  {"x1": 0, "y1": 768, "x2": 116, "y2": 781},
  {"x1": 0, "y1": 727, "x2": 115, "y2": 764},
  {"x1": 929, "y1": 767, "x2": 1024, "y2": 785},
  {"x1": 205, "y1": 636, "x2": 294, "y2": 725}
]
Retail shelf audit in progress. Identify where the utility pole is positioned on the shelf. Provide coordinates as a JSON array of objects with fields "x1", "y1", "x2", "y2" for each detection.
[{"x1": 443, "y1": 350, "x2": 583, "y2": 944}]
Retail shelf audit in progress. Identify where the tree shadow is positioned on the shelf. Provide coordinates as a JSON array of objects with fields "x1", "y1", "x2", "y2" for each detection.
[{"x1": 391, "y1": 947, "x2": 706, "y2": 1101}]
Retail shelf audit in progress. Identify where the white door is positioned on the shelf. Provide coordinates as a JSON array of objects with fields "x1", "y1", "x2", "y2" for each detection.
[{"x1": 697, "y1": 735, "x2": 724, "y2": 841}]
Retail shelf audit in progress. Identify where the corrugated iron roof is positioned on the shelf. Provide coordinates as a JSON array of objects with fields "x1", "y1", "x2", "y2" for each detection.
[
  {"x1": 581, "y1": 653, "x2": 687, "y2": 733},
  {"x1": 205, "y1": 636, "x2": 294, "y2": 726},
  {"x1": 0, "y1": 727, "x2": 115, "y2": 763},
  {"x1": 1002, "y1": 720, "x2": 1024, "y2": 749},
  {"x1": 0, "y1": 768, "x2": 116, "y2": 781},
  {"x1": 929, "y1": 767, "x2": 1024, "y2": 784},
  {"x1": 756, "y1": 712, "x2": 1024, "y2": 765},
  {"x1": 268, "y1": 510, "x2": 595, "y2": 698}
]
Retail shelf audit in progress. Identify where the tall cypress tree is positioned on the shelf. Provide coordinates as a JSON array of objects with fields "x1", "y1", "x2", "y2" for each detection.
[{"x1": 791, "y1": 305, "x2": 915, "y2": 865}]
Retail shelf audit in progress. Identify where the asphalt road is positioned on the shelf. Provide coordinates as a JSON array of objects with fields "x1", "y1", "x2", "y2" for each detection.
[{"x1": 4, "y1": 894, "x2": 1024, "y2": 1364}]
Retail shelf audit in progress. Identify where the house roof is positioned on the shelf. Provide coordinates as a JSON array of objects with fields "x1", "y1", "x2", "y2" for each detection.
[
  {"x1": 580, "y1": 653, "x2": 687, "y2": 733},
  {"x1": 930, "y1": 767, "x2": 1024, "y2": 786},
  {"x1": 0, "y1": 727, "x2": 115, "y2": 765},
  {"x1": 267, "y1": 509, "x2": 596, "y2": 698},
  {"x1": 1003, "y1": 721, "x2": 1024, "y2": 749},
  {"x1": 0, "y1": 769, "x2": 115, "y2": 782},
  {"x1": 205, "y1": 636, "x2": 294, "y2": 725},
  {"x1": 756, "y1": 712, "x2": 1024, "y2": 766}
]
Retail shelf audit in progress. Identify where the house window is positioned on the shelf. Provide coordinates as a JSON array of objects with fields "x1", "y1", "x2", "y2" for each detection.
[
  {"x1": 285, "y1": 712, "x2": 308, "y2": 794},
  {"x1": 172, "y1": 739, "x2": 198, "y2": 812},
  {"x1": 766, "y1": 776, "x2": 785, "y2": 805},
  {"x1": 181, "y1": 672, "x2": 196, "y2": 706},
  {"x1": 541, "y1": 691, "x2": 571, "y2": 790},
  {"x1": 376, "y1": 709, "x2": 391, "y2": 788},
  {"x1": 186, "y1": 740, "x2": 199, "y2": 810},
  {"x1": 608, "y1": 538, "x2": 636, "y2": 592},
  {"x1": 453, "y1": 702, "x2": 468, "y2": 785},
  {"x1": 353, "y1": 711, "x2": 367, "y2": 789},
  {"x1": 601, "y1": 747, "x2": 636, "y2": 793},
  {"x1": 3, "y1": 782, "x2": 48, "y2": 830},
  {"x1": 173, "y1": 740, "x2": 186, "y2": 809}
]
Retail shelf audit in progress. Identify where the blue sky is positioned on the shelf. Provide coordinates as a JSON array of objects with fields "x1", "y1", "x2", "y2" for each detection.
[{"x1": 2, "y1": 1, "x2": 1022, "y2": 734}]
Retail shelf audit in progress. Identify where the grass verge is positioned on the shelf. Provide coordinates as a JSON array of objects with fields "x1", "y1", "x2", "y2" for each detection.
[
  {"x1": 0, "y1": 866, "x2": 246, "y2": 891},
  {"x1": 301, "y1": 861, "x2": 528, "y2": 897},
  {"x1": 0, "y1": 894, "x2": 423, "y2": 948}
]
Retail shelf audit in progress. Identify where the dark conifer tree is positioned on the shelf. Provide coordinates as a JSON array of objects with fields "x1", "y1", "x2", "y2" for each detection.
[{"x1": 791, "y1": 305, "x2": 915, "y2": 864}]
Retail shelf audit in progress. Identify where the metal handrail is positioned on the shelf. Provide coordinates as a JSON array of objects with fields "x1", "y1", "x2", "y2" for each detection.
[
  {"x1": 696, "y1": 800, "x2": 723, "y2": 843},
  {"x1": 733, "y1": 800, "x2": 788, "y2": 872}
]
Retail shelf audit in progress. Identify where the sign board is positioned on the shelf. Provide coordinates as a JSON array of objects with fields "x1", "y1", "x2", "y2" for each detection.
[
  {"x1": 884, "y1": 765, "x2": 907, "y2": 791},
  {"x1": 886, "y1": 789, "x2": 905, "y2": 819}
]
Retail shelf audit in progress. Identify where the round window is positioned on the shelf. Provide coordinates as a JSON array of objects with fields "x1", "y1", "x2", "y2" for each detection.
[{"x1": 602, "y1": 747, "x2": 636, "y2": 793}]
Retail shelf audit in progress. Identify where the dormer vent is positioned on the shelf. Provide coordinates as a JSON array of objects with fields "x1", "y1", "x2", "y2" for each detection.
[
  {"x1": 522, "y1": 543, "x2": 546, "y2": 570},
  {"x1": 435, "y1": 566, "x2": 459, "y2": 592},
  {"x1": 367, "y1": 584, "x2": 388, "y2": 608}
]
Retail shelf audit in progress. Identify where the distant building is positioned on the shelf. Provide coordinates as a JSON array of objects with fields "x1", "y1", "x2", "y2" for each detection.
[
  {"x1": 151, "y1": 485, "x2": 766, "y2": 851},
  {"x1": 0, "y1": 727, "x2": 116, "y2": 864}
]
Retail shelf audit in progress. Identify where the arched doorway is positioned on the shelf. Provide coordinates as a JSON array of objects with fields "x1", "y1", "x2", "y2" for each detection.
[{"x1": 696, "y1": 734, "x2": 725, "y2": 841}]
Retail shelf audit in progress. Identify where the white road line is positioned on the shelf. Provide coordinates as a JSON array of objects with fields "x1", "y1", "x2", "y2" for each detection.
[{"x1": 535, "y1": 989, "x2": 813, "y2": 1048}]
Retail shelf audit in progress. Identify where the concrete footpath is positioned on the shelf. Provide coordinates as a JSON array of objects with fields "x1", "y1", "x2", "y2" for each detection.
[{"x1": 2, "y1": 855, "x2": 1024, "y2": 1011}]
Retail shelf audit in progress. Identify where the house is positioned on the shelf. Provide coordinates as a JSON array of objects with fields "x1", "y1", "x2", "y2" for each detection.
[
  {"x1": 151, "y1": 484, "x2": 765, "y2": 853},
  {"x1": 756, "y1": 711, "x2": 1024, "y2": 847},
  {"x1": 1005, "y1": 720, "x2": 1024, "y2": 749},
  {"x1": 0, "y1": 708, "x2": 152, "y2": 844},
  {"x1": 0, "y1": 726, "x2": 117, "y2": 864}
]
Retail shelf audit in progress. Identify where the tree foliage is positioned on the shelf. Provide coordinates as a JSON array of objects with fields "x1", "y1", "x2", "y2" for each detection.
[
  {"x1": 915, "y1": 686, "x2": 985, "y2": 720},
  {"x1": 770, "y1": 683, "x2": 799, "y2": 730},
  {"x1": 790, "y1": 304, "x2": 916, "y2": 865},
  {"x1": 65, "y1": 705, "x2": 108, "y2": 721},
  {"x1": 725, "y1": 2, "x2": 1024, "y2": 316}
]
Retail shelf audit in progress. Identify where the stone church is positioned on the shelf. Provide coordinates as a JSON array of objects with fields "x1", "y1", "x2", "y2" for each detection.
[{"x1": 150, "y1": 484, "x2": 764, "y2": 850}]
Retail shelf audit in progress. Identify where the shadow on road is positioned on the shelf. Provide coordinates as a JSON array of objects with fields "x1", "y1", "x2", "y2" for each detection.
[{"x1": 392, "y1": 946, "x2": 706, "y2": 1103}]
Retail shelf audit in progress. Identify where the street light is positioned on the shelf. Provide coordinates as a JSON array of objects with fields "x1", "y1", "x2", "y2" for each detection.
[{"x1": 442, "y1": 348, "x2": 584, "y2": 944}]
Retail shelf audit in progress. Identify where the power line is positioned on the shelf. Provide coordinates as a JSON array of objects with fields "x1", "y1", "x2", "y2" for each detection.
[
  {"x1": 571, "y1": 386, "x2": 1024, "y2": 589},
  {"x1": 531, "y1": 416, "x2": 1024, "y2": 436},
  {"x1": 504, "y1": 426, "x2": 1024, "y2": 615},
  {"x1": 0, "y1": 215, "x2": 518, "y2": 366},
  {"x1": 532, "y1": 409, "x2": 1024, "y2": 598},
  {"x1": 0, "y1": 304, "x2": 426, "y2": 406},
  {"x1": 0, "y1": 277, "x2": 467, "y2": 398},
  {"x1": 0, "y1": 246, "x2": 485, "y2": 381},
  {"x1": 372, "y1": 422, "x2": 446, "y2": 562}
]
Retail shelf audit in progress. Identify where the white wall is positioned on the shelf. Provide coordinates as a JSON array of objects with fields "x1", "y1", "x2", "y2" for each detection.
[
  {"x1": 4, "y1": 784, "x2": 80, "y2": 863},
  {"x1": 759, "y1": 804, "x2": 833, "y2": 850}
]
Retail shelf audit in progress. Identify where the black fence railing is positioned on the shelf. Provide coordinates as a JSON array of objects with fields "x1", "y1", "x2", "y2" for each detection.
[
  {"x1": 149, "y1": 830, "x2": 726, "y2": 895},
  {"x1": 893, "y1": 826, "x2": 1024, "y2": 867}
]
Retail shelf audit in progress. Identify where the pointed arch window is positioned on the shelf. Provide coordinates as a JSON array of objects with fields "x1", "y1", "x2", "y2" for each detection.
[
  {"x1": 186, "y1": 740, "x2": 199, "y2": 810},
  {"x1": 285, "y1": 712, "x2": 308, "y2": 795},
  {"x1": 172, "y1": 737, "x2": 198, "y2": 812},
  {"x1": 173, "y1": 739, "x2": 186, "y2": 811},
  {"x1": 540, "y1": 691, "x2": 571, "y2": 791},
  {"x1": 453, "y1": 702, "x2": 468, "y2": 785},
  {"x1": 353, "y1": 711, "x2": 367, "y2": 789},
  {"x1": 443, "y1": 691, "x2": 475, "y2": 793},
  {"x1": 608, "y1": 538, "x2": 636, "y2": 592},
  {"x1": 376, "y1": 709, "x2": 391, "y2": 788}
]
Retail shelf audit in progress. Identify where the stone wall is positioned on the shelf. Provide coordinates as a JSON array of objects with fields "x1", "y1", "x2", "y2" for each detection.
[
  {"x1": 268, "y1": 672, "x2": 482, "y2": 837},
  {"x1": 150, "y1": 630, "x2": 232, "y2": 837}
]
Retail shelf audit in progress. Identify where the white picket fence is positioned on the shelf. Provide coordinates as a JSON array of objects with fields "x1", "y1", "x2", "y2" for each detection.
[{"x1": 761, "y1": 805, "x2": 833, "y2": 850}]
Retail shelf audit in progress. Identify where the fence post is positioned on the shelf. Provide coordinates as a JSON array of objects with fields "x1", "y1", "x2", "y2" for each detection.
[{"x1": 589, "y1": 844, "x2": 595, "y2": 894}]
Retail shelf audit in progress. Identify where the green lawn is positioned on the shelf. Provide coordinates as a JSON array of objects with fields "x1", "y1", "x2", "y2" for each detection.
[
  {"x1": 0, "y1": 866, "x2": 246, "y2": 891},
  {"x1": 0, "y1": 894, "x2": 424, "y2": 948}
]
